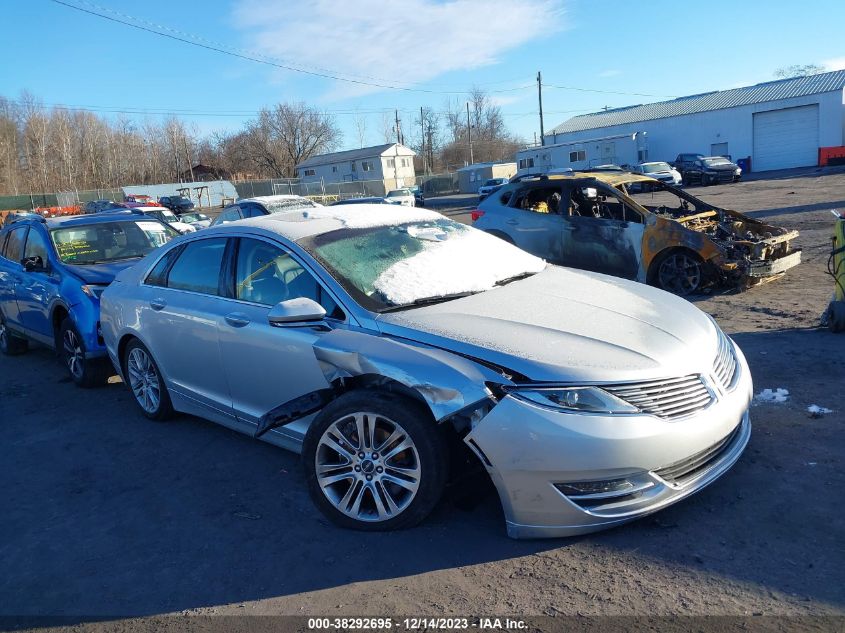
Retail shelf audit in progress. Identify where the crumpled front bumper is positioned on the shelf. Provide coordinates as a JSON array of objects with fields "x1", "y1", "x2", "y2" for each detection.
[{"x1": 465, "y1": 345, "x2": 753, "y2": 539}]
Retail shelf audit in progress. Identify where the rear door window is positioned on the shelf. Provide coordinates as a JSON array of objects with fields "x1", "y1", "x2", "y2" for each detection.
[{"x1": 166, "y1": 238, "x2": 227, "y2": 295}]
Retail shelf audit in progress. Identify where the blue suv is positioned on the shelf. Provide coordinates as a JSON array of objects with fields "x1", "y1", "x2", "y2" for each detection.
[{"x1": 0, "y1": 212, "x2": 178, "y2": 386}]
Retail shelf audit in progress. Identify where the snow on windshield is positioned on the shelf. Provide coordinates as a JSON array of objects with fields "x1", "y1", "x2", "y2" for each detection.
[
  {"x1": 305, "y1": 205, "x2": 443, "y2": 230},
  {"x1": 372, "y1": 223, "x2": 545, "y2": 305}
]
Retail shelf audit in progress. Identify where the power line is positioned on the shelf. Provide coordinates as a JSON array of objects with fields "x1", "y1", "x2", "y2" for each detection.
[
  {"x1": 47, "y1": 0, "x2": 534, "y2": 96},
  {"x1": 543, "y1": 83, "x2": 678, "y2": 98}
]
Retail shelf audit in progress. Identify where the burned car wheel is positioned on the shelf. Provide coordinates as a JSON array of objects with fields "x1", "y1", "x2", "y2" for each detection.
[
  {"x1": 303, "y1": 391, "x2": 448, "y2": 531},
  {"x1": 653, "y1": 250, "x2": 704, "y2": 296}
]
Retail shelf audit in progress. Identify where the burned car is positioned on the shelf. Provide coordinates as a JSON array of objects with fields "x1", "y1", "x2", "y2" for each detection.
[
  {"x1": 99, "y1": 206, "x2": 752, "y2": 538},
  {"x1": 473, "y1": 172, "x2": 800, "y2": 295}
]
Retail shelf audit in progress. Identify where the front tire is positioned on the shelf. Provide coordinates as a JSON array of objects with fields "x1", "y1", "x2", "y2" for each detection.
[
  {"x1": 651, "y1": 250, "x2": 705, "y2": 296},
  {"x1": 122, "y1": 339, "x2": 173, "y2": 420},
  {"x1": 303, "y1": 391, "x2": 448, "y2": 531},
  {"x1": 59, "y1": 318, "x2": 108, "y2": 387}
]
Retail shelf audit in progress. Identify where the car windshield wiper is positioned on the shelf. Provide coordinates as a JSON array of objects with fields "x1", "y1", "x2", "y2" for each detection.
[
  {"x1": 379, "y1": 291, "x2": 481, "y2": 313},
  {"x1": 495, "y1": 271, "x2": 537, "y2": 286}
]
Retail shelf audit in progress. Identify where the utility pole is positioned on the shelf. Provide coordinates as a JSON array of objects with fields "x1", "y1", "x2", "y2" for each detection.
[
  {"x1": 537, "y1": 71, "x2": 545, "y2": 147},
  {"x1": 466, "y1": 101, "x2": 474, "y2": 165},
  {"x1": 420, "y1": 106, "x2": 426, "y2": 174},
  {"x1": 395, "y1": 109, "x2": 403, "y2": 145}
]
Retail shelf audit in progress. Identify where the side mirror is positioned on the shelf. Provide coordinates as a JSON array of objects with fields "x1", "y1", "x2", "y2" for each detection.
[
  {"x1": 268, "y1": 297, "x2": 326, "y2": 325},
  {"x1": 21, "y1": 256, "x2": 46, "y2": 272}
]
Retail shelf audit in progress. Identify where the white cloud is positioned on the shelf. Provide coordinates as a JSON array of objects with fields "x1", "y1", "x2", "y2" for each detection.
[
  {"x1": 823, "y1": 57, "x2": 845, "y2": 71},
  {"x1": 598, "y1": 69, "x2": 621, "y2": 78},
  {"x1": 232, "y1": 0, "x2": 566, "y2": 99}
]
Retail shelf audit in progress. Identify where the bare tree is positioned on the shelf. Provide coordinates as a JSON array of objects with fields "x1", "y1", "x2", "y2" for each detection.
[
  {"x1": 353, "y1": 107, "x2": 367, "y2": 149},
  {"x1": 774, "y1": 64, "x2": 825, "y2": 79}
]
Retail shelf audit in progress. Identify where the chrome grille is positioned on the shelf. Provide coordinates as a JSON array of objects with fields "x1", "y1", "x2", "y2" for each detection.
[
  {"x1": 713, "y1": 330, "x2": 738, "y2": 391},
  {"x1": 654, "y1": 424, "x2": 740, "y2": 486},
  {"x1": 604, "y1": 375, "x2": 713, "y2": 420}
]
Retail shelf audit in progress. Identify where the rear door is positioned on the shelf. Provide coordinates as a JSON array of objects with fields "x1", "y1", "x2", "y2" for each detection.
[
  {"x1": 0, "y1": 226, "x2": 28, "y2": 328},
  {"x1": 498, "y1": 181, "x2": 569, "y2": 263},
  {"x1": 560, "y1": 183, "x2": 645, "y2": 280},
  {"x1": 216, "y1": 237, "x2": 339, "y2": 429},
  {"x1": 139, "y1": 237, "x2": 238, "y2": 425}
]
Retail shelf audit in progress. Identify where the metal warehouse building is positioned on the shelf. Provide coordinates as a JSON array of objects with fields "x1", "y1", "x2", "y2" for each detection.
[{"x1": 546, "y1": 70, "x2": 845, "y2": 172}]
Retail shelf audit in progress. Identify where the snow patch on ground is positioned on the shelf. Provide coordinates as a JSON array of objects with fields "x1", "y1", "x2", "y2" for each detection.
[
  {"x1": 754, "y1": 388, "x2": 790, "y2": 404},
  {"x1": 304, "y1": 205, "x2": 442, "y2": 229},
  {"x1": 807, "y1": 404, "x2": 833, "y2": 415},
  {"x1": 373, "y1": 229, "x2": 546, "y2": 305}
]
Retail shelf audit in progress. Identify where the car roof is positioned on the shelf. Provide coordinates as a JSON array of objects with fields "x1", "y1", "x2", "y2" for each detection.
[
  {"x1": 9, "y1": 211, "x2": 158, "y2": 229},
  {"x1": 201, "y1": 204, "x2": 444, "y2": 242},
  {"x1": 514, "y1": 171, "x2": 654, "y2": 187}
]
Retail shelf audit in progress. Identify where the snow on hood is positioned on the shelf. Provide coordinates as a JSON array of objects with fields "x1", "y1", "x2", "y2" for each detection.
[
  {"x1": 378, "y1": 265, "x2": 719, "y2": 383},
  {"x1": 373, "y1": 225, "x2": 546, "y2": 305},
  {"x1": 303, "y1": 204, "x2": 442, "y2": 230}
]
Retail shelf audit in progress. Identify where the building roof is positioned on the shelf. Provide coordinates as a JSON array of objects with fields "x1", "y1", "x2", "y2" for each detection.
[
  {"x1": 297, "y1": 143, "x2": 415, "y2": 169},
  {"x1": 457, "y1": 161, "x2": 517, "y2": 171},
  {"x1": 550, "y1": 70, "x2": 845, "y2": 135}
]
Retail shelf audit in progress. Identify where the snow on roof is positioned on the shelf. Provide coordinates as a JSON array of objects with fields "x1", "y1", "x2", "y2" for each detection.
[
  {"x1": 550, "y1": 69, "x2": 845, "y2": 134},
  {"x1": 303, "y1": 205, "x2": 443, "y2": 230}
]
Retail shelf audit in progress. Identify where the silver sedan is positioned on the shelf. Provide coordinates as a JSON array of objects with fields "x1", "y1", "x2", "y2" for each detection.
[{"x1": 100, "y1": 205, "x2": 752, "y2": 538}]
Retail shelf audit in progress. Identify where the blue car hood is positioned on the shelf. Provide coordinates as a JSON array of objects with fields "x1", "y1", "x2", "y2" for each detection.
[{"x1": 64, "y1": 259, "x2": 141, "y2": 284}]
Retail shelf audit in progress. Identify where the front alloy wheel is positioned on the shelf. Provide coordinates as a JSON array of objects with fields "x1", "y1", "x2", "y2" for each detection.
[
  {"x1": 59, "y1": 318, "x2": 107, "y2": 387},
  {"x1": 303, "y1": 391, "x2": 447, "y2": 531},
  {"x1": 657, "y1": 251, "x2": 703, "y2": 296}
]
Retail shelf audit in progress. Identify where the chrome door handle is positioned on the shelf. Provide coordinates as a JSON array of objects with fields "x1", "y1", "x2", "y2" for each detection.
[
  {"x1": 225, "y1": 313, "x2": 250, "y2": 328},
  {"x1": 150, "y1": 299, "x2": 166, "y2": 311}
]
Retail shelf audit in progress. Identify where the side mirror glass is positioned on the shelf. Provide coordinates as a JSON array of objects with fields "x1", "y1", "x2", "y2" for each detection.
[
  {"x1": 21, "y1": 256, "x2": 45, "y2": 272},
  {"x1": 268, "y1": 297, "x2": 326, "y2": 325}
]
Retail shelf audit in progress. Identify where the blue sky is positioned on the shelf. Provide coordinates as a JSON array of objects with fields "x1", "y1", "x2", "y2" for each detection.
[{"x1": 3, "y1": 0, "x2": 845, "y2": 149}]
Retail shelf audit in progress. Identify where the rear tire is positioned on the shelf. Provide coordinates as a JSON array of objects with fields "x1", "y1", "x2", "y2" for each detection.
[
  {"x1": 122, "y1": 339, "x2": 174, "y2": 420},
  {"x1": 0, "y1": 311, "x2": 28, "y2": 355},
  {"x1": 303, "y1": 391, "x2": 448, "y2": 532}
]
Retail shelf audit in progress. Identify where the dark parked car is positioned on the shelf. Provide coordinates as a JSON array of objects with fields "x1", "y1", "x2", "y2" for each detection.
[
  {"x1": 682, "y1": 156, "x2": 742, "y2": 186},
  {"x1": 158, "y1": 196, "x2": 195, "y2": 213},
  {"x1": 83, "y1": 199, "x2": 124, "y2": 214},
  {"x1": 211, "y1": 195, "x2": 319, "y2": 226},
  {"x1": 0, "y1": 212, "x2": 178, "y2": 385},
  {"x1": 331, "y1": 196, "x2": 401, "y2": 206},
  {"x1": 672, "y1": 153, "x2": 705, "y2": 176}
]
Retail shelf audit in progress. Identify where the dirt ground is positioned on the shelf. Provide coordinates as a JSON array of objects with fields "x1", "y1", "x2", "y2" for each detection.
[{"x1": 1, "y1": 169, "x2": 844, "y2": 626}]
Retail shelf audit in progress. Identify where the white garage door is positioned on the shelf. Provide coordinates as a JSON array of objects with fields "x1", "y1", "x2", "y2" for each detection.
[{"x1": 752, "y1": 105, "x2": 819, "y2": 171}]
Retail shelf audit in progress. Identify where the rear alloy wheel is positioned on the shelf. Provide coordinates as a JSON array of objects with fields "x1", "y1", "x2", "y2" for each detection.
[
  {"x1": 303, "y1": 391, "x2": 447, "y2": 531},
  {"x1": 123, "y1": 339, "x2": 173, "y2": 420},
  {"x1": 59, "y1": 318, "x2": 107, "y2": 387},
  {"x1": 0, "y1": 312, "x2": 28, "y2": 355},
  {"x1": 656, "y1": 251, "x2": 704, "y2": 296}
]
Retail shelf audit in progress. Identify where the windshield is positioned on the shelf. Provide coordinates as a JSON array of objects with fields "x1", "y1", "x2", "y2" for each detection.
[
  {"x1": 642, "y1": 162, "x2": 671, "y2": 173},
  {"x1": 158, "y1": 209, "x2": 179, "y2": 222},
  {"x1": 50, "y1": 220, "x2": 177, "y2": 264},
  {"x1": 387, "y1": 189, "x2": 410, "y2": 197},
  {"x1": 307, "y1": 218, "x2": 545, "y2": 311},
  {"x1": 703, "y1": 157, "x2": 730, "y2": 166}
]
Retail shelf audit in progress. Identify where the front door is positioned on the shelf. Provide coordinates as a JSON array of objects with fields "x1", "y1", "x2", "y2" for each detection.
[
  {"x1": 0, "y1": 226, "x2": 28, "y2": 328},
  {"x1": 16, "y1": 226, "x2": 56, "y2": 338},
  {"x1": 560, "y1": 183, "x2": 645, "y2": 280},
  {"x1": 217, "y1": 237, "x2": 337, "y2": 428}
]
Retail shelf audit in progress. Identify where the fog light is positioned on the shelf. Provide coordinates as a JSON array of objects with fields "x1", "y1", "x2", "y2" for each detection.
[{"x1": 555, "y1": 478, "x2": 634, "y2": 497}]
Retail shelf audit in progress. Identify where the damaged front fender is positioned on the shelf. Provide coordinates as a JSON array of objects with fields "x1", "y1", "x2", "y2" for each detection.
[{"x1": 312, "y1": 328, "x2": 509, "y2": 422}]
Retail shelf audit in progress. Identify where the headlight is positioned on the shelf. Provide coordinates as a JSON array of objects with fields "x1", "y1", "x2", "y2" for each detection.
[
  {"x1": 735, "y1": 168, "x2": 742, "y2": 175},
  {"x1": 81, "y1": 284, "x2": 107, "y2": 299},
  {"x1": 507, "y1": 386, "x2": 638, "y2": 414}
]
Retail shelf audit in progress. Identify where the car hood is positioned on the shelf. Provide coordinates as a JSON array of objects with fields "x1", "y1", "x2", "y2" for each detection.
[
  {"x1": 377, "y1": 266, "x2": 718, "y2": 383},
  {"x1": 64, "y1": 259, "x2": 142, "y2": 284}
]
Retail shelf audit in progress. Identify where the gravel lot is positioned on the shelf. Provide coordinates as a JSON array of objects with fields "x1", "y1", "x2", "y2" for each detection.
[{"x1": 1, "y1": 169, "x2": 843, "y2": 624}]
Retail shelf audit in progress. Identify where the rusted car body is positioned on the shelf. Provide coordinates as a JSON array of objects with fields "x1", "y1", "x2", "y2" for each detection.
[{"x1": 473, "y1": 172, "x2": 800, "y2": 295}]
